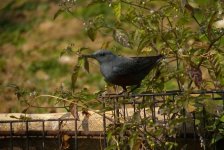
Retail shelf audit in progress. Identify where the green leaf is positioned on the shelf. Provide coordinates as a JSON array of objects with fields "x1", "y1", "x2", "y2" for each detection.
[
  {"x1": 71, "y1": 57, "x2": 82, "y2": 92},
  {"x1": 87, "y1": 27, "x2": 97, "y2": 41},
  {"x1": 101, "y1": 41, "x2": 110, "y2": 49},
  {"x1": 105, "y1": 145, "x2": 117, "y2": 150},
  {"x1": 137, "y1": 38, "x2": 150, "y2": 53},
  {"x1": 113, "y1": 2, "x2": 121, "y2": 22},
  {"x1": 10, "y1": 115, "x2": 19, "y2": 119},
  {"x1": 220, "y1": 115, "x2": 224, "y2": 122},
  {"x1": 83, "y1": 57, "x2": 89, "y2": 73},
  {"x1": 211, "y1": 134, "x2": 223, "y2": 145},
  {"x1": 207, "y1": 11, "x2": 218, "y2": 40},
  {"x1": 203, "y1": 99, "x2": 222, "y2": 115},
  {"x1": 195, "y1": 119, "x2": 200, "y2": 125},
  {"x1": 129, "y1": 133, "x2": 138, "y2": 150},
  {"x1": 79, "y1": 47, "x2": 90, "y2": 52},
  {"x1": 53, "y1": 9, "x2": 64, "y2": 20},
  {"x1": 60, "y1": 51, "x2": 66, "y2": 57},
  {"x1": 71, "y1": 67, "x2": 79, "y2": 92},
  {"x1": 107, "y1": 131, "x2": 113, "y2": 143},
  {"x1": 22, "y1": 107, "x2": 30, "y2": 113},
  {"x1": 60, "y1": 43, "x2": 74, "y2": 57}
]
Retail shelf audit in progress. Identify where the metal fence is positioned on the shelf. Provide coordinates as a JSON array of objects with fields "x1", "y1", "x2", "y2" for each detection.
[{"x1": 0, "y1": 90, "x2": 224, "y2": 150}]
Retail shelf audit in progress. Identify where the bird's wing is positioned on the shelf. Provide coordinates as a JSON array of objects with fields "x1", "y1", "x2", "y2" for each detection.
[{"x1": 112, "y1": 55, "x2": 163, "y2": 76}]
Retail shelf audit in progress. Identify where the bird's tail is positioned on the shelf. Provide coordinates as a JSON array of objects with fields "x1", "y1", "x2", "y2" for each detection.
[
  {"x1": 158, "y1": 54, "x2": 165, "y2": 59},
  {"x1": 157, "y1": 54, "x2": 165, "y2": 62}
]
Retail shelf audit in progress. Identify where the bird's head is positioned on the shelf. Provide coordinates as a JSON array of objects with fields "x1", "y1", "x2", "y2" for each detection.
[{"x1": 83, "y1": 50, "x2": 116, "y2": 64}]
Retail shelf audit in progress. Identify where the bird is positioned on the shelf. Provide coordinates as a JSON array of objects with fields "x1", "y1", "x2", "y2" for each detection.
[{"x1": 83, "y1": 50, "x2": 164, "y2": 93}]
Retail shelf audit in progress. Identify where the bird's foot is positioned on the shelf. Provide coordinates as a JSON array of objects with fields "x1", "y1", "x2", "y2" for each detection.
[
  {"x1": 118, "y1": 91, "x2": 133, "y2": 98},
  {"x1": 118, "y1": 90, "x2": 127, "y2": 95},
  {"x1": 117, "y1": 86, "x2": 128, "y2": 95}
]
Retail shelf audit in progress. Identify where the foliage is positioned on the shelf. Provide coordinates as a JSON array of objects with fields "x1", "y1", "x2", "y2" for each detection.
[
  {"x1": 4, "y1": 0, "x2": 224, "y2": 149},
  {"x1": 54, "y1": 0, "x2": 224, "y2": 149}
]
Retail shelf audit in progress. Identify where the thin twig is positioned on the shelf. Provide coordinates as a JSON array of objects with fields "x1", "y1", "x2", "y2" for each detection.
[
  {"x1": 188, "y1": 31, "x2": 224, "y2": 88},
  {"x1": 120, "y1": 0, "x2": 151, "y2": 11},
  {"x1": 166, "y1": 16, "x2": 182, "y2": 91},
  {"x1": 33, "y1": 94, "x2": 114, "y2": 122}
]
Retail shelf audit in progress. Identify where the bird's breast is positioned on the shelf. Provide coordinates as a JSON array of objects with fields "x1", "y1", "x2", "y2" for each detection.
[
  {"x1": 100, "y1": 63, "x2": 141, "y2": 86},
  {"x1": 100, "y1": 63, "x2": 113, "y2": 80}
]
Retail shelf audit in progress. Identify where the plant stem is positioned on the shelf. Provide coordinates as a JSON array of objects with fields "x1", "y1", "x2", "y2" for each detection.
[{"x1": 120, "y1": 0, "x2": 151, "y2": 11}]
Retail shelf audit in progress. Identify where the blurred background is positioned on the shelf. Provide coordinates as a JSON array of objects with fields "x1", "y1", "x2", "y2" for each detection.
[
  {"x1": 1, "y1": 0, "x2": 223, "y2": 113},
  {"x1": 0, "y1": 0, "x2": 105, "y2": 112},
  {"x1": 0, "y1": 0, "x2": 142, "y2": 113}
]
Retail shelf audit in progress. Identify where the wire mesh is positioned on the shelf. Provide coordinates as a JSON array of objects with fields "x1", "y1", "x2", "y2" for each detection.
[{"x1": 0, "y1": 90, "x2": 224, "y2": 149}]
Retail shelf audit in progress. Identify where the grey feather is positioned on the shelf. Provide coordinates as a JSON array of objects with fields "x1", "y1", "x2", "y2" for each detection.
[{"x1": 83, "y1": 50, "x2": 164, "y2": 92}]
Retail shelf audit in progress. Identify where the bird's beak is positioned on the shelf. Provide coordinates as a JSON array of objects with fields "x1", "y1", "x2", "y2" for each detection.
[{"x1": 82, "y1": 54, "x2": 95, "y2": 59}]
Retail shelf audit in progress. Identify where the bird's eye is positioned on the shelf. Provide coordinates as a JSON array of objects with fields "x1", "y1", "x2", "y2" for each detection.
[{"x1": 99, "y1": 53, "x2": 105, "y2": 57}]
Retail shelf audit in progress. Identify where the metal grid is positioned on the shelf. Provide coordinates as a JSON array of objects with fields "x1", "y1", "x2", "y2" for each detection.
[
  {"x1": 101, "y1": 90, "x2": 224, "y2": 149},
  {"x1": 0, "y1": 90, "x2": 224, "y2": 149},
  {"x1": 0, "y1": 118, "x2": 105, "y2": 150}
]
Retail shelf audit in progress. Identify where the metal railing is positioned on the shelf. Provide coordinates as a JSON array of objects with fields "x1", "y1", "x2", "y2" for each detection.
[{"x1": 0, "y1": 90, "x2": 224, "y2": 149}]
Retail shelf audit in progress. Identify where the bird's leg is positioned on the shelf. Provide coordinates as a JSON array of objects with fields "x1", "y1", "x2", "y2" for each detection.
[
  {"x1": 114, "y1": 85, "x2": 119, "y2": 94},
  {"x1": 129, "y1": 83, "x2": 141, "y2": 94},
  {"x1": 118, "y1": 86, "x2": 127, "y2": 95}
]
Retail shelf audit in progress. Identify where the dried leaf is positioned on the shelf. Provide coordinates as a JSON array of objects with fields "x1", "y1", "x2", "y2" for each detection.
[
  {"x1": 63, "y1": 134, "x2": 71, "y2": 141},
  {"x1": 71, "y1": 62, "x2": 80, "y2": 92},
  {"x1": 187, "y1": 66, "x2": 202, "y2": 88},
  {"x1": 82, "y1": 108, "x2": 91, "y2": 117},
  {"x1": 132, "y1": 139, "x2": 142, "y2": 150},
  {"x1": 69, "y1": 101, "x2": 79, "y2": 120},
  {"x1": 113, "y1": 29, "x2": 132, "y2": 48},
  {"x1": 185, "y1": 101, "x2": 196, "y2": 113},
  {"x1": 82, "y1": 115, "x2": 89, "y2": 131},
  {"x1": 62, "y1": 134, "x2": 71, "y2": 149}
]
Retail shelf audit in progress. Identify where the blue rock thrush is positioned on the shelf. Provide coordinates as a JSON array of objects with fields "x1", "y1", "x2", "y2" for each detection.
[{"x1": 83, "y1": 50, "x2": 164, "y2": 93}]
